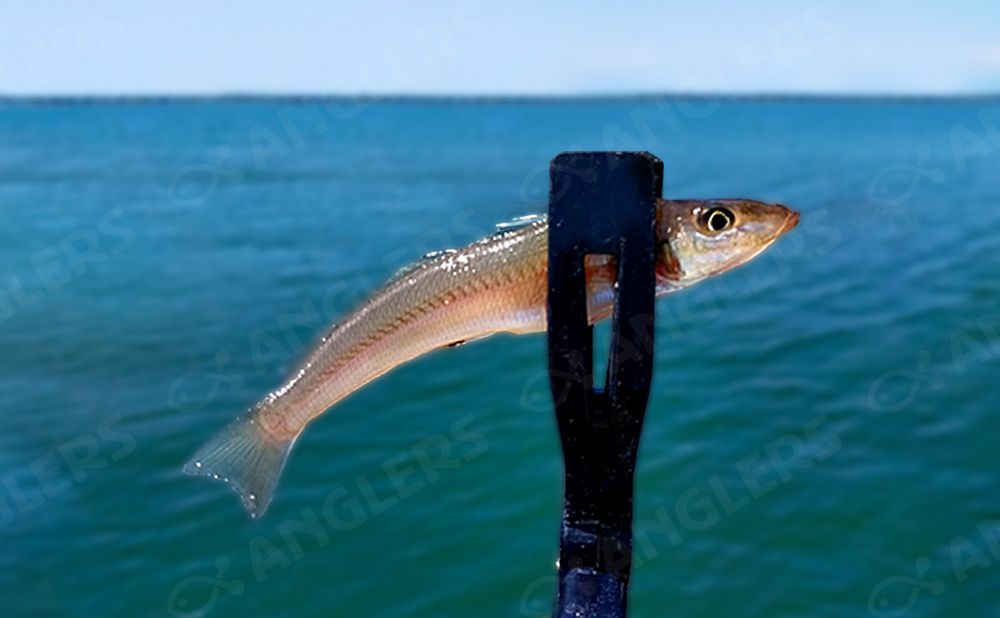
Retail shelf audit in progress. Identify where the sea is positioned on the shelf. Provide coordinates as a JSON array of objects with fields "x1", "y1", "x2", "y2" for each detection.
[{"x1": 0, "y1": 97, "x2": 998, "y2": 617}]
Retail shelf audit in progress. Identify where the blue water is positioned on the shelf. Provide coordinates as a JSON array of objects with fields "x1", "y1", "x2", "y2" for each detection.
[{"x1": 1, "y1": 98, "x2": 999, "y2": 617}]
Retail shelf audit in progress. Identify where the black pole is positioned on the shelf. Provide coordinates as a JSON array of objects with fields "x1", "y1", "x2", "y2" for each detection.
[{"x1": 546, "y1": 151, "x2": 662, "y2": 617}]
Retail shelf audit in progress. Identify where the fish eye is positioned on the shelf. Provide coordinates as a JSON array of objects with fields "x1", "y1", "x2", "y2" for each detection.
[{"x1": 701, "y1": 207, "x2": 734, "y2": 233}]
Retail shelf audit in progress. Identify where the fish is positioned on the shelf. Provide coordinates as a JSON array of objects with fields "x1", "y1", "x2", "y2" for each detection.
[{"x1": 183, "y1": 198, "x2": 799, "y2": 517}]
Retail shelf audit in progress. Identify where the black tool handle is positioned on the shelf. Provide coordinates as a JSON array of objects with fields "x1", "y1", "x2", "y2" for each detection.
[{"x1": 546, "y1": 151, "x2": 662, "y2": 617}]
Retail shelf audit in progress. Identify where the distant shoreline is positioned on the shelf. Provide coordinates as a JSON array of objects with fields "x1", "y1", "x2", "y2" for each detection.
[{"x1": 1, "y1": 92, "x2": 999, "y2": 106}]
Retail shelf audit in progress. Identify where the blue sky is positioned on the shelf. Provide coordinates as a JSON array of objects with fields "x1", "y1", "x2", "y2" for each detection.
[{"x1": 0, "y1": 0, "x2": 997, "y2": 95}]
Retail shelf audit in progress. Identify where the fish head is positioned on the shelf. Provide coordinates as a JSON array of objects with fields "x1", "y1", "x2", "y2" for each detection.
[{"x1": 655, "y1": 198, "x2": 799, "y2": 285}]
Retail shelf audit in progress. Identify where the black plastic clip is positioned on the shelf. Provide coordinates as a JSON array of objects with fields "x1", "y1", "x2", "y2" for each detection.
[{"x1": 546, "y1": 151, "x2": 663, "y2": 617}]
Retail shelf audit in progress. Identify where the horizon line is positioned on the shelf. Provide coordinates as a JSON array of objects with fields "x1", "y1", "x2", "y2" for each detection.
[{"x1": 2, "y1": 91, "x2": 1000, "y2": 105}]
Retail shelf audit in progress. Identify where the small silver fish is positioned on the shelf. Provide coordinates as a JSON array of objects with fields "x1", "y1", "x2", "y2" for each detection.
[{"x1": 184, "y1": 198, "x2": 799, "y2": 517}]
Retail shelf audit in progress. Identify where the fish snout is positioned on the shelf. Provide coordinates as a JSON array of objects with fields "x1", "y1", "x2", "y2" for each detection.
[
  {"x1": 768, "y1": 201, "x2": 799, "y2": 236},
  {"x1": 781, "y1": 209, "x2": 800, "y2": 233}
]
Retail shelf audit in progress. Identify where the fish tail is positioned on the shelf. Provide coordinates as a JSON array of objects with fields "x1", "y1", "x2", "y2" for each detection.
[{"x1": 183, "y1": 415, "x2": 299, "y2": 518}]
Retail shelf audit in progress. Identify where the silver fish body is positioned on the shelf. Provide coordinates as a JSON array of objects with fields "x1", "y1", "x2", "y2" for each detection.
[{"x1": 184, "y1": 199, "x2": 798, "y2": 517}]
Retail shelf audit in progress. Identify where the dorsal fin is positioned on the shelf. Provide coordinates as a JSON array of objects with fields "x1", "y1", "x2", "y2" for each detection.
[
  {"x1": 387, "y1": 214, "x2": 544, "y2": 285},
  {"x1": 420, "y1": 249, "x2": 459, "y2": 260},
  {"x1": 494, "y1": 213, "x2": 546, "y2": 232},
  {"x1": 387, "y1": 249, "x2": 458, "y2": 284}
]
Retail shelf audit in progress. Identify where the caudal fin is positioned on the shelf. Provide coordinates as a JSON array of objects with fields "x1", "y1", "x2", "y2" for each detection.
[{"x1": 183, "y1": 417, "x2": 298, "y2": 518}]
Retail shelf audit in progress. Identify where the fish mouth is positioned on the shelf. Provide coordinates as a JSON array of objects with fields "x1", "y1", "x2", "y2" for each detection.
[
  {"x1": 779, "y1": 209, "x2": 800, "y2": 235},
  {"x1": 723, "y1": 207, "x2": 800, "y2": 274}
]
